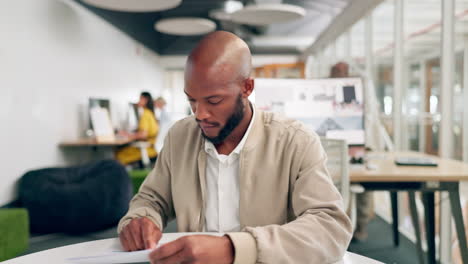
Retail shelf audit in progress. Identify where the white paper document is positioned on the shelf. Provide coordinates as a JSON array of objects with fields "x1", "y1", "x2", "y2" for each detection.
[
  {"x1": 66, "y1": 233, "x2": 224, "y2": 264},
  {"x1": 89, "y1": 106, "x2": 115, "y2": 140}
]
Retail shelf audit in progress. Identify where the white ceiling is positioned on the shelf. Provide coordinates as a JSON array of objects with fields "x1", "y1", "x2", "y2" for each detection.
[
  {"x1": 339, "y1": 0, "x2": 468, "y2": 63},
  {"x1": 248, "y1": 0, "x2": 353, "y2": 52}
]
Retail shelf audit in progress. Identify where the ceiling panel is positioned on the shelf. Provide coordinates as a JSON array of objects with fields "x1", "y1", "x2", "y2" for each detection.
[{"x1": 76, "y1": 0, "x2": 352, "y2": 55}]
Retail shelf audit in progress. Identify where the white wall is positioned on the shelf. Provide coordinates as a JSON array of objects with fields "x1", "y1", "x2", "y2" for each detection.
[{"x1": 0, "y1": 0, "x2": 164, "y2": 205}]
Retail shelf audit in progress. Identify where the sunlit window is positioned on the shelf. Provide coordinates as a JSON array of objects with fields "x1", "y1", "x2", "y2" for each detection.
[
  {"x1": 384, "y1": 96, "x2": 392, "y2": 115},
  {"x1": 429, "y1": 95, "x2": 438, "y2": 114}
]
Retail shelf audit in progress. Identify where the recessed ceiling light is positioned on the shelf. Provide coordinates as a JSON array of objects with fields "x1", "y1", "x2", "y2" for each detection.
[
  {"x1": 154, "y1": 17, "x2": 217, "y2": 36},
  {"x1": 82, "y1": 0, "x2": 182, "y2": 12},
  {"x1": 231, "y1": 3, "x2": 306, "y2": 26},
  {"x1": 209, "y1": 0, "x2": 244, "y2": 21}
]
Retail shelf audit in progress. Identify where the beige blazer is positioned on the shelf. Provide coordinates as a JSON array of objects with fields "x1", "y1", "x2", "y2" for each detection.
[{"x1": 118, "y1": 109, "x2": 352, "y2": 264}]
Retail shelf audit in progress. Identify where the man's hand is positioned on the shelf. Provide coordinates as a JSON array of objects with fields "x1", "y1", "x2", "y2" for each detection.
[
  {"x1": 119, "y1": 217, "x2": 162, "y2": 251},
  {"x1": 149, "y1": 235, "x2": 234, "y2": 264}
]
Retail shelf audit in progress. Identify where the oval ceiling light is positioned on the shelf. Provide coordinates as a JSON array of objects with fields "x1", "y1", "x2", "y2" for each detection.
[
  {"x1": 230, "y1": 3, "x2": 306, "y2": 26},
  {"x1": 155, "y1": 17, "x2": 217, "y2": 36},
  {"x1": 82, "y1": 0, "x2": 182, "y2": 12}
]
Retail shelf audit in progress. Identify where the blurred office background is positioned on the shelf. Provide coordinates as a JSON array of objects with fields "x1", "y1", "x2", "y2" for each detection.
[{"x1": 1, "y1": 0, "x2": 468, "y2": 264}]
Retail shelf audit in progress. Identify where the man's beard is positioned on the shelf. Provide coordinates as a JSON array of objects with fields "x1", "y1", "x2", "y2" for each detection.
[{"x1": 199, "y1": 95, "x2": 245, "y2": 145}]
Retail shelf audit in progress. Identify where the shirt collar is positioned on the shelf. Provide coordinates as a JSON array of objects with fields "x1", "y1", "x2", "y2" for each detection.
[{"x1": 204, "y1": 102, "x2": 256, "y2": 157}]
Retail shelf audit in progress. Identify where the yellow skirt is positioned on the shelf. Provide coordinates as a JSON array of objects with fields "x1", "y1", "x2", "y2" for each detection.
[{"x1": 116, "y1": 146, "x2": 157, "y2": 165}]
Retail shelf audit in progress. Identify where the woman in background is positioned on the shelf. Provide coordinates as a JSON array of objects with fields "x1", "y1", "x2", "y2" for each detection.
[{"x1": 116, "y1": 92, "x2": 159, "y2": 165}]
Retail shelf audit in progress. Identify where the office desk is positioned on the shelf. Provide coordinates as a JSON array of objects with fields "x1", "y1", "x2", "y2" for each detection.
[
  {"x1": 59, "y1": 138, "x2": 154, "y2": 167},
  {"x1": 350, "y1": 151, "x2": 468, "y2": 264},
  {"x1": 59, "y1": 137, "x2": 134, "y2": 147},
  {"x1": 60, "y1": 137, "x2": 155, "y2": 166},
  {"x1": 3, "y1": 237, "x2": 383, "y2": 264}
]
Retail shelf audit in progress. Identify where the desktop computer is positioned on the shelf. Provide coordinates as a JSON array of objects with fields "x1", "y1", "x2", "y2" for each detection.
[
  {"x1": 88, "y1": 98, "x2": 115, "y2": 141},
  {"x1": 88, "y1": 98, "x2": 111, "y2": 130}
]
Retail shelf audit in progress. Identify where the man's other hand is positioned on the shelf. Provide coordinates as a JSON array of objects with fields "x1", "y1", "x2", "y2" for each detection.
[
  {"x1": 149, "y1": 235, "x2": 234, "y2": 264},
  {"x1": 119, "y1": 217, "x2": 162, "y2": 251}
]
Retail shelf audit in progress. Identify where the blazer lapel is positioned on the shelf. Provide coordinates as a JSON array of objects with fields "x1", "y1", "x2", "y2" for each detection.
[
  {"x1": 239, "y1": 109, "x2": 265, "y2": 228},
  {"x1": 242, "y1": 108, "x2": 263, "y2": 152},
  {"x1": 197, "y1": 146, "x2": 207, "y2": 231}
]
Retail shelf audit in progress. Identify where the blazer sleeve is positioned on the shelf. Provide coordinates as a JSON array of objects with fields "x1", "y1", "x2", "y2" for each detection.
[
  {"x1": 228, "y1": 132, "x2": 353, "y2": 264},
  {"x1": 117, "y1": 131, "x2": 175, "y2": 233}
]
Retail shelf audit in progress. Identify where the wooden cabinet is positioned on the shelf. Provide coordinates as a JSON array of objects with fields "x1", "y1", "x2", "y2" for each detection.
[{"x1": 253, "y1": 62, "x2": 305, "y2": 78}]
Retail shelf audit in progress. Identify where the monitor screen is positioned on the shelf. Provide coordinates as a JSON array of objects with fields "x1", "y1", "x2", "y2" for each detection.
[
  {"x1": 343, "y1": 85, "x2": 356, "y2": 103},
  {"x1": 88, "y1": 98, "x2": 111, "y2": 130},
  {"x1": 126, "y1": 103, "x2": 140, "y2": 131},
  {"x1": 253, "y1": 78, "x2": 365, "y2": 146}
]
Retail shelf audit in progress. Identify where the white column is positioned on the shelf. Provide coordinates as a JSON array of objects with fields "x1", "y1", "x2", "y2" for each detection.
[
  {"x1": 419, "y1": 60, "x2": 427, "y2": 153},
  {"x1": 392, "y1": 0, "x2": 409, "y2": 229},
  {"x1": 331, "y1": 40, "x2": 337, "y2": 65},
  {"x1": 464, "y1": 37, "x2": 468, "y2": 163},
  {"x1": 402, "y1": 61, "x2": 410, "y2": 151},
  {"x1": 316, "y1": 51, "x2": 323, "y2": 78},
  {"x1": 345, "y1": 30, "x2": 352, "y2": 64},
  {"x1": 305, "y1": 55, "x2": 313, "y2": 79},
  {"x1": 440, "y1": 0, "x2": 455, "y2": 159},
  {"x1": 322, "y1": 47, "x2": 327, "y2": 78},
  {"x1": 364, "y1": 12, "x2": 375, "y2": 150},
  {"x1": 365, "y1": 13, "x2": 374, "y2": 86},
  {"x1": 439, "y1": 0, "x2": 455, "y2": 262},
  {"x1": 324, "y1": 47, "x2": 331, "y2": 77},
  {"x1": 314, "y1": 54, "x2": 320, "y2": 79},
  {"x1": 322, "y1": 48, "x2": 328, "y2": 78},
  {"x1": 393, "y1": 0, "x2": 404, "y2": 151}
]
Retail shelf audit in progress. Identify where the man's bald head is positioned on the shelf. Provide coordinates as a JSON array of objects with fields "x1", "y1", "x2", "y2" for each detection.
[
  {"x1": 184, "y1": 31, "x2": 255, "y2": 146},
  {"x1": 186, "y1": 31, "x2": 252, "y2": 83},
  {"x1": 330, "y1": 62, "x2": 349, "y2": 78}
]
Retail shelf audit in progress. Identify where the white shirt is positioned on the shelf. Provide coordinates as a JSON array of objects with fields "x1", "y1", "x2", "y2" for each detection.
[{"x1": 203, "y1": 106, "x2": 256, "y2": 232}]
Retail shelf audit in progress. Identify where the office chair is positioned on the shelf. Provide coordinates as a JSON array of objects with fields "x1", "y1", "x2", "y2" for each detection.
[
  {"x1": 131, "y1": 141, "x2": 152, "y2": 168},
  {"x1": 322, "y1": 139, "x2": 414, "y2": 251},
  {"x1": 320, "y1": 137, "x2": 363, "y2": 230}
]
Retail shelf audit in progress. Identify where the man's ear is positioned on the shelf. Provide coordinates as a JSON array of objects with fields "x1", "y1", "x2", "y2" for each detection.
[{"x1": 242, "y1": 78, "x2": 254, "y2": 98}]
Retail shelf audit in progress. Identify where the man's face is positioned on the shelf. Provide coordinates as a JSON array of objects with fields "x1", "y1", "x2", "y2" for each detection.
[
  {"x1": 201, "y1": 94, "x2": 244, "y2": 144},
  {"x1": 185, "y1": 71, "x2": 246, "y2": 144}
]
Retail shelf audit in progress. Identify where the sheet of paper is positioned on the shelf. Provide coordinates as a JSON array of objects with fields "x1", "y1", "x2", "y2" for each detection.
[
  {"x1": 90, "y1": 107, "x2": 114, "y2": 139},
  {"x1": 66, "y1": 233, "x2": 224, "y2": 264}
]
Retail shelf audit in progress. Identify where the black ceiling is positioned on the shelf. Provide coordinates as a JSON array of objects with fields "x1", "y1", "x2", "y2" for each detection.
[{"x1": 76, "y1": 0, "x2": 348, "y2": 55}]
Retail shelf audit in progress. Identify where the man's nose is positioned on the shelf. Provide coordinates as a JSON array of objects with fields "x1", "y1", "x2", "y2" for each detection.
[{"x1": 194, "y1": 102, "x2": 210, "y2": 121}]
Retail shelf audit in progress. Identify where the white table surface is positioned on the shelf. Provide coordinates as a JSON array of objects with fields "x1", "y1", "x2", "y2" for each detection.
[{"x1": 4, "y1": 235, "x2": 383, "y2": 264}]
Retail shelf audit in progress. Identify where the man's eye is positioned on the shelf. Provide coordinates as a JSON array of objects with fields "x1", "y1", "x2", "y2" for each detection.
[{"x1": 208, "y1": 99, "x2": 222, "y2": 105}]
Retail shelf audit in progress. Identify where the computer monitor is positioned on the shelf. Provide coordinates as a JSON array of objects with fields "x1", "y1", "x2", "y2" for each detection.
[
  {"x1": 131, "y1": 103, "x2": 140, "y2": 121},
  {"x1": 343, "y1": 85, "x2": 357, "y2": 103},
  {"x1": 88, "y1": 98, "x2": 111, "y2": 130},
  {"x1": 126, "y1": 102, "x2": 140, "y2": 132},
  {"x1": 253, "y1": 78, "x2": 365, "y2": 146}
]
